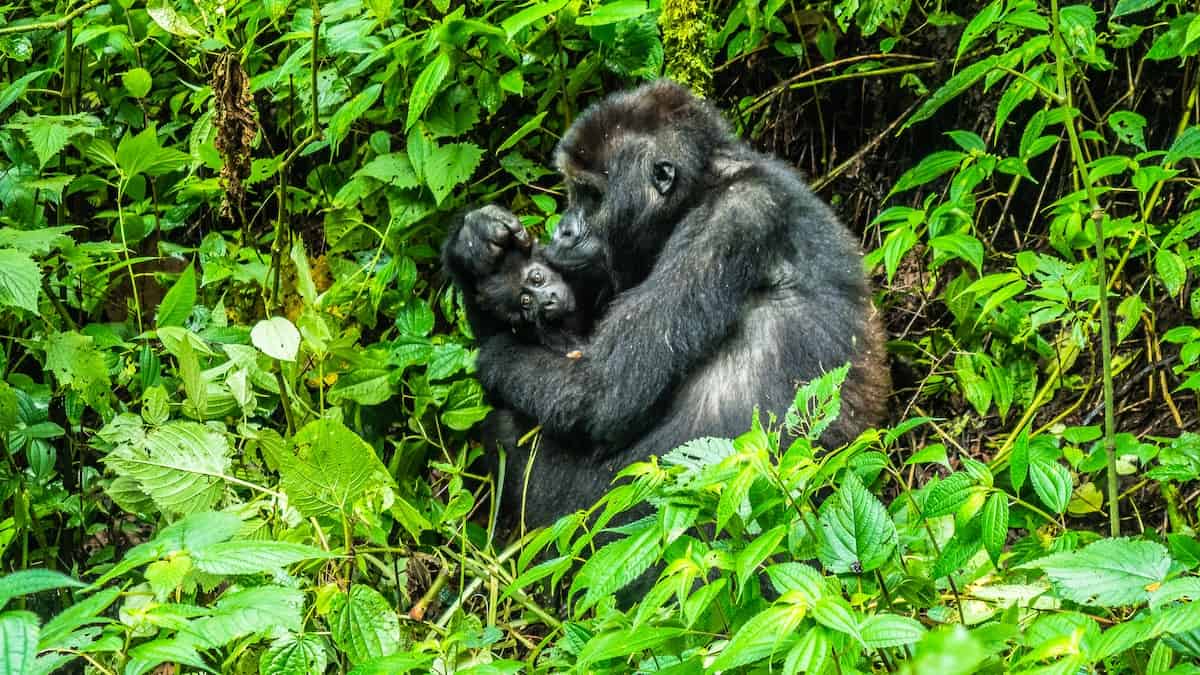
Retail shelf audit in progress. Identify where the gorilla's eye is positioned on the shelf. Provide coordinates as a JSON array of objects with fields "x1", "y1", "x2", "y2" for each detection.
[
  {"x1": 652, "y1": 161, "x2": 676, "y2": 195},
  {"x1": 520, "y1": 293, "x2": 533, "y2": 308},
  {"x1": 529, "y1": 269, "x2": 545, "y2": 286}
]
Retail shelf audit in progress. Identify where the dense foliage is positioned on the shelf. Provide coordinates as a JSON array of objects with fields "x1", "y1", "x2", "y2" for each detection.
[{"x1": 0, "y1": 0, "x2": 1199, "y2": 672}]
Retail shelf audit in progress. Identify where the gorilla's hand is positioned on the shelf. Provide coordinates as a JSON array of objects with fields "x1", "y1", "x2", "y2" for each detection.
[{"x1": 445, "y1": 205, "x2": 532, "y2": 283}]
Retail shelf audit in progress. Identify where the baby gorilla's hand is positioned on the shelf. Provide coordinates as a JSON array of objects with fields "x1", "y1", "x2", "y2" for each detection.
[{"x1": 451, "y1": 205, "x2": 532, "y2": 280}]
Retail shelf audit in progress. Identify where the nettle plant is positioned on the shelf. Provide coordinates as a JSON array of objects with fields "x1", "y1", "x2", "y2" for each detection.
[{"x1": 459, "y1": 366, "x2": 1200, "y2": 671}]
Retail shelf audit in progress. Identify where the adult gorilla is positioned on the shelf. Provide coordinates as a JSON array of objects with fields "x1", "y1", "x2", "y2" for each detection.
[{"x1": 443, "y1": 80, "x2": 888, "y2": 530}]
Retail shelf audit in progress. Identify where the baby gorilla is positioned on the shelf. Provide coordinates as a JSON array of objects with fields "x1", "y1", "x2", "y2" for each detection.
[{"x1": 475, "y1": 249, "x2": 589, "y2": 357}]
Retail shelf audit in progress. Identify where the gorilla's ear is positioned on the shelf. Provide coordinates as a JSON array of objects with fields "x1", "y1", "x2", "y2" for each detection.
[{"x1": 652, "y1": 160, "x2": 676, "y2": 195}]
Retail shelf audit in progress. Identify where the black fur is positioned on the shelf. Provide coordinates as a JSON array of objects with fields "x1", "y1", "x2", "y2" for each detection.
[{"x1": 443, "y1": 81, "x2": 889, "y2": 531}]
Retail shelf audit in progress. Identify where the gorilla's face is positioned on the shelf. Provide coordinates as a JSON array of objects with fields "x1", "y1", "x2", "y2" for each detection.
[{"x1": 518, "y1": 260, "x2": 575, "y2": 323}]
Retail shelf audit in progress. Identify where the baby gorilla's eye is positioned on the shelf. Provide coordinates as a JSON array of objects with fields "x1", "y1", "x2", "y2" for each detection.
[
  {"x1": 529, "y1": 269, "x2": 545, "y2": 286},
  {"x1": 520, "y1": 293, "x2": 533, "y2": 308}
]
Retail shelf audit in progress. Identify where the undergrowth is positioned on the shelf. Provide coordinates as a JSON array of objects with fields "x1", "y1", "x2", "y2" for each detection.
[{"x1": 0, "y1": 0, "x2": 1198, "y2": 673}]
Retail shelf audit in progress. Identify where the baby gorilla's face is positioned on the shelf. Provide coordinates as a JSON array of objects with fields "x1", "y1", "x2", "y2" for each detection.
[{"x1": 518, "y1": 261, "x2": 575, "y2": 324}]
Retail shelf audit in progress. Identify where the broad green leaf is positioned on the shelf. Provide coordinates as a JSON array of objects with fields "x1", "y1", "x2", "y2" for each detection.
[
  {"x1": 192, "y1": 541, "x2": 334, "y2": 575},
  {"x1": 0, "y1": 570, "x2": 85, "y2": 611},
  {"x1": 929, "y1": 233, "x2": 983, "y2": 275},
  {"x1": 0, "y1": 249, "x2": 39, "y2": 314},
  {"x1": 1021, "y1": 538, "x2": 1171, "y2": 607},
  {"x1": 0, "y1": 69, "x2": 49, "y2": 116},
  {"x1": 710, "y1": 605, "x2": 806, "y2": 670},
  {"x1": 7, "y1": 113, "x2": 100, "y2": 168},
  {"x1": 1113, "y1": 0, "x2": 1160, "y2": 17},
  {"x1": 956, "y1": 1, "x2": 1001, "y2": 61},
  {"x1": 888, "y1": 151, "x2": 965, "y2": 197},
  {"x1": 932, "y1": 516, "x2": 983, "y2": 578},
  {"x1": 44, "y1": 331, "x2": 110, "y2": 411},
  {"x1": 765, "y1": 563, "x2": 824, "y2": 606},
  {"x1": 1155, "y1": 248, "x2": 1187, "y2": 298},
  {"x1": 328, "y1": 369, "x2": 394, "y2": 406},
  {"x1": 347, "y1": 653, "x2": 436, "y2": 674},
  {"x1": 261, "y1": 634, "x2": 328, "y2": 675},
  {"x1": 278, "y1": 419, "x2": 393, "y2": 518},
  {"x1": 881, "y1": 226, "x2": 917, "y2": 284},
  {"x1": 812, "y1": 596, "x2": 860, "y2": 642},
  {"x1": 980, "y1": 492, "x2": 1009, "y2": 564},
  {"x1": 424, "y1": 142, "x2": 483, "y2": 205},
  {"x1": 116, "y1": 126, "x2": 190, "y2": 179},
  {"x1": 736, "y1": 525, "x2": 786, "y2": 593},
  {"x1": 818, "y1": 471, "x2": 897, "y2": 573},
  {"x1": 1109, "y1": 111, "x2": 1147, "y2": 151},
  {"x1": 126, "y1": 638, "x2": 209, "y2": 674},
  {"x1": 578, "y1": 627, "x2": 686, "y2": 666},
  {"x1": 571, "y1": 524, "x2": 660, "y2": 612},
  {"x1": 406, "y1": 53, "x2": 451, "y2": 130},
  {"x1": 785, "y1": 628, "x2": 831, "y2": 674},
  {"x1": 156, "y1": 264, "x2": 196, "y2": 328},
  {"x1": 0, "y1": 612, "x2": 38, "y2": 675},
  {"x1": 252, "y1": 316, "x2": 301, "y2": 361},
  {"x1": 576, "y1": 0, "x2": 650, "y2": 26},
  {"x1": 103, "y1": 421, "x2": 233, "y2": 516},
  {"x1": 1167, "y1": 126, "x2": 1200, "y2": 164},
  {"x1": 328, "y1": 84, "x2": 381, "y2": 154},
  {"x1": 186, "y1": 586, "x2": 304, "y2": 649},
  {"x1": 147, "y1": 3, "x2": 203, "y2": 37},
  {"x1": 0, "y1": 226, "x2": 74, "y2": 255},
  {"x1": 860, "y1": 614, "x2": 926, "y2": 648},
  {"x1": 502, "y1": 0, "x2": 569, "y2": 37},
  {"x1": 331, "y1": 586, "x2": 401, "y2": 664},
  {"x1": 39, "y1": 587, "x2": 119, "y2": 650},
  {"x1": 355, "y1": 153, "x2": 419, "y2": 189},
  {"x1": 122, "y1": 67, "x2": 153, "y2": 98},
  {"x1": 922, "y1": 472, "x2": 976, "y2": 518},
  {"x1": 1029, "y1": 459, "x2": 1071, "y2": 514}
]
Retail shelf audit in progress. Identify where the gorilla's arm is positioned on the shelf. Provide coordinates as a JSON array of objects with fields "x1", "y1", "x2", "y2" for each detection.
[{"x1": 476, "y1": 188, "x2": 775, "y2": 446}]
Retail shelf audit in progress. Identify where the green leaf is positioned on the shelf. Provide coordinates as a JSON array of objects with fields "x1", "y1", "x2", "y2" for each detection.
[
  {"x1": 929, "y1": 233, "x2": 983, "y2": 275},
  {"x1": 736, "y1": 525, "x2": 786, "y2": 593},
  {"x1": 192, "y1": 541, "x2": 334, "y2": 575},
  {"x1": 980, "y1": 492, "x2": 1009, "y2": 564},
  {"x1": 261, "y1": 634, "x2": 328, "y2": 675},
  {"x1": 496, "y1": 112, "x2": 547, "y2": 153},
  {"x1": 407, "y1": 53, "x2": 452, "y2": 131},
  {"x1": 328, "y1": 84, "x2": 381, "y2": 154},
  {"x1": 578, "y1": 627, "x2": 686, "y2": 666},
  {"x1": 1021, "y1": 538, "x2": 1171, "y2": 607},
  {"x1": 765, "y1": 563, "x2": 824, "y2": 606},
  {"x1": 571, "y1": 524, "x2": 660, "y2": 612},
  {"x1": 423, "y1": 142, "x2": 483, "y2": 205},
  {"x1": 1167, "y1": 126, "x2": 1200, "y2": 164},
  {"x1": 0, "y1": 570, "x2": 85, "y2": 611},
  {"x1": 0, "y1": 69, "x2": 48, "y2": 116},
  {"x1": 1155, "y1": 248, "x2": 1187, "y2": 298},
  {"x1": 922, "y1": 472, "x2": 976, "y2": 518},
  {"x1": 252, "y1": 316, "x2": 301, "y2": 361},
  {"x1": 122, "y1": 67, "x2": 153, "y2": 98},
  {"x1": 1029, "y1": 459, "x2": 1071, "y2": 514},
  {"x1": 1113, "y1": 0, "x2": 1160, "y2": 17},
  {"x1": 812, "y1": 596, "x2": 861, "y2": 642},
  {"x1": 39, "y1": 587, "x2": 119, "y2": 649},
  {"x1": 0, "y1": 611, "x2": 38, "y2": 675},
  {"x1": 888, "y1": 151, "x2": 965, "y2": 197},
  {"x1": 116, "y1": 126, "x2": 190, "y2": 179},
  {"x1": 710, "y1": 605, "x2": 805, "y2": 670},
  {"x1": 147, "y1": 2, "x2": 203, "y2": 37},
  {"x1": 501, "y1": 0, "x2": 568, "y2": 37},
  {"x1": 860, "y1": 614, "x2": 926, "y2": 648},
  {"x1": 577, "y1": 0, "x2": 650, "y2": 25},
  {"x1": 331, "y1": 586, "x2": 401, "y2": 664},
  {"x1": 818, "y1": 471, "x2": 897, "y2": 573},
  {"x1": 0, "y1": 226, "x2": 74, "y2": 255},
  {"x1": 103, "y1": 421, "x2": 233, "y2": 516},
  {"x1": 881, "y1": 226, "x2": 918, "y2": 283},
  {"x1": 956, "y1": 1, "x2": 1001, "y2": 61},
  {"x1": 905, "y1": 55, "x2": 1000, "y2": 129},
  {"x1": 1108, "y1": 110, "x2": 1147, "y2": 151},
  {"x1": 355, "y1": 153, "x2": 419, "y2": 189},
  {"x1": 156, "y1": 264, "x2": 196, "y2": 328},
  {"x1": 44, "y1": 331, "x2": 109, "y2": 411},
  {"x1": 187, "y1": 586, "x2": 304, "y2": 649},
  {"x1": 0, "y1": 249, "x2": 40, "y2": 314},
  {"x1": 279, "y1": 419, "x2": 394, "y2": 518}
]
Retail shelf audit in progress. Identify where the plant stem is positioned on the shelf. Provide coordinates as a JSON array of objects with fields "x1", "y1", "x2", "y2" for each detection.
[
  {"x1": 0, "y1": 0, "x2": 103, "y2": 36},
  {"x1": 1049, "y1": 0, "x2": 1119, "y2": 537}
]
